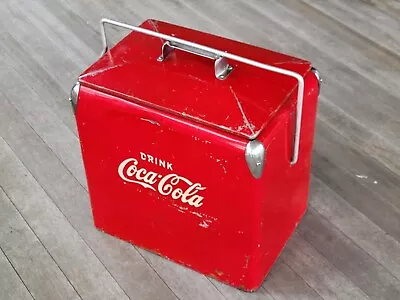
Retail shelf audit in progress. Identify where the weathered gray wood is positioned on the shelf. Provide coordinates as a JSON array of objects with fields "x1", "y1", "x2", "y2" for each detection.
[
  {"x1": 298, "y1": 209, "x2": 400, "y2": 300},
  {"x1": 257, "y1": 0, "x2": 400, "y2": 93},
  {"x1": 0, "y1": 240, "x2": 34, "y2": 300},
  {"x1": 314, "y1": 121, "x2": 400, "y2": 213},
  {"x1": 312, "y1": 143, "x2": 400, "y2": 243},
  {"x1": 0, "y1": 176, "x2": 80, "y2": 300},
  {"x1": 0, "y1": 6, "x2": 79, "y2": 95},
  {"x1": 263, "y1": 259, "x2": 322, "y2": 300},
  {"x1": 310, "y1": 176, "x2": 400, "y2": 281},
  {"x1": 0, "y1": 32, "x2": 77, "y2": 134},
  {"x1": 16, "y1": 0, "x2": 97, "y2": 67},
  {"x1": 211, "y1": 278, "x2": 275, "y2": 300},
  {"x1": 0, "y1": 135, "x2": 130, "y2": 300},
  {"x1": 0, "y1": 55, "x2": 87, "y2": 188},
  {"x1": 281, "y1": 233, "x2": 368, "y2": 300},
  {"x1": 365, "y1": 133, "x2": 400, "y2": 176},
  {"x1": 301, "y1": 0, "x2": 400, "y2": 57},
  {"x1": 138, "y1": 249, "x2": 226, "y2": 300}
]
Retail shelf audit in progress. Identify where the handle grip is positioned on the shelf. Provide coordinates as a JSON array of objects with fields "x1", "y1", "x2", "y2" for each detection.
[
  {"x1": 157, "y1": 41, "x2": 233, "y2": 80},
  {"x1": 99, "y1": 18, "x2": 305, "y2": 164}
]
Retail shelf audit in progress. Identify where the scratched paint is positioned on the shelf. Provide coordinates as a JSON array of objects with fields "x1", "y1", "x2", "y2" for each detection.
[
  {"x1": 229, "y1": 86, "x2": 256, "y2": 135},
  {"x1": 140, "y1": 118, "x2": 160, "y2": 126},
  {"x1": 80, "y1": 63, "x2": 125, "y2": 78}
]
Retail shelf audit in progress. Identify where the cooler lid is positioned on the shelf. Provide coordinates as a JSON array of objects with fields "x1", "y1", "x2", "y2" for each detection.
[{"x1": 79, "y1": 19, "x2": 311, "y2": 140}]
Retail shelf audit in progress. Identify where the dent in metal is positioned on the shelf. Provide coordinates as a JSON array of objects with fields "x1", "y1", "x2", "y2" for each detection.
[
  {"x1": 69, "y1": 82, "x2": 80, "y2": 114},
  {"x1": 311, "y1": 67, "x2": 322, "y2": 94},
  {"x1": 245, "y1": 140, "x2": 266, "y2": 179}
]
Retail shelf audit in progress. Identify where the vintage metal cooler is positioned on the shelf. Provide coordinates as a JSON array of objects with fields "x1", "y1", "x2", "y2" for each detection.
[{"x1": 70, "y1": 18, "x2": 321, "y2": 291}]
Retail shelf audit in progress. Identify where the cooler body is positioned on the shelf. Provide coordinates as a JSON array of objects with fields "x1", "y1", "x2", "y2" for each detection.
[{"x1": 72, "y1": 18, "x2": 320, "y2": 291}]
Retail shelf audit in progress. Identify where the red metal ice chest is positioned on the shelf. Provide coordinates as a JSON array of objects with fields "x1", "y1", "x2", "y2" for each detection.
[{"x1": 70, "y1": 18, "x2": 321, "y2": 291}]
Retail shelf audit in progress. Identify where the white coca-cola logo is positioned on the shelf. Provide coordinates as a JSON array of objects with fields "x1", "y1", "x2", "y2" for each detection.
[{"x1": 118, "y1": 157, "x2": 206, "y2": 208}]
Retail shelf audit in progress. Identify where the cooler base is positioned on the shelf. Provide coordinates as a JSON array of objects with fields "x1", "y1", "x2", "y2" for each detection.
[{"x1": 92, "y1": 204, "x2": 308, "y2": 292}]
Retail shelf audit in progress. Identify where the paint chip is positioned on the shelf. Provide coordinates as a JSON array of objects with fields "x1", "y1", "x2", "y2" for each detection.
[
  {"x1": 356, "y1": 174, "x2": 368, "y2": 179},
  {"x1": 199, "y1": 221, "x2": 209, "y2": 228}
]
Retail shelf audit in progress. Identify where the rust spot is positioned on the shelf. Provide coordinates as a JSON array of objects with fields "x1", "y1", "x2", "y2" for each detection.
[{"x1": 238, "y1": 285, "x2": 247, "y2": 291}]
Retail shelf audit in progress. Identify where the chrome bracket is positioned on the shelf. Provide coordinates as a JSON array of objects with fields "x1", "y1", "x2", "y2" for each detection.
[
  {"x1": 69, "y1": 82, "x2": 80, "y2": 114},
  {"x1": 311, "y1": 67, "x2": 323, "y2": 95},
  {"x1": 245, "y1": 140, "x2": 266, "y2": 179}
]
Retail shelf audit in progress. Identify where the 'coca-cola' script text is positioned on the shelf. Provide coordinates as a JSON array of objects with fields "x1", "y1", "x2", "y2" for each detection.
[{"x1": 118, "y1": 158, "x2": 206, "y2": 208}]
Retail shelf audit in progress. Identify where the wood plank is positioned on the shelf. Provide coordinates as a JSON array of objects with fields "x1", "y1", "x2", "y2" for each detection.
[
  {"x1": 310, "y1": 176, "x2": 400, "y2": 281},
  {"x1": 312, "y1": 134, "x2": 400, "y2": 243},
  {"x1": 0, "y1": 2, "x2": 80, "y2": 99},
  {"x1": 40, "y1": 0, "x2": 104, "y2": 56},
  {"x1": 210, "y1": 278, "x2": 275, "y2": 300},
  {"x1": 281, "y1": 233, "x2": 368, "y2": 300},
  {"x1": 0, "y1": 30, "x2": 77, "y2": 134},
  {"x1": 0, "y1": 133, "x2": 130, "y2": 300},
  {"x1": 138, "y1": 249, "x2": 226, "y2": 300},
  {"x1": 315, "y1": 121, "x2": 400, "y2": 214},
  {"x1": 256, "y1": 0, "x2": 400, "y2": 93},
  {"x1": 15, "y1": 0, "x2": 96, "y2": 67},
  {"x1": 0, "y1": 183, "x2": 80, "y2": 300},
  {"x1": 263, "y1": 259, "x2": 322, "y2": 300},
  {"x1": 0, "y1": 244, "x2": 33, "y2": 300},
  {"x1": 57, "y1": 0, "x2": 143, "y2": 48},
  {"x1": 0, "y1": 95, "x2": 177, "y2": 300},
  {"x1": 301, "y1": 0, "x2": 400, "y2": 57},
  {"x1": 365, "y1": 132, "x2": 400, "y2": 176},
  {"x1": 317, "y1": 102, "x2": 400, "y2": 177},
  {"x1": 373, "y1": 0, "x2": 400, "y2": 18},
  {"x1": 0, "y1": 56, "x2": 87, "y2": 188},
  {"x1": 298, "y1": 209, "x2": 400, "y2": 300}
]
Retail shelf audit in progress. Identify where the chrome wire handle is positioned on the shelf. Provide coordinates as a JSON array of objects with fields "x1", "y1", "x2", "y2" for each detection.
[{"x1": 100, "y1": 18, "x2": 305, "y2": 164}]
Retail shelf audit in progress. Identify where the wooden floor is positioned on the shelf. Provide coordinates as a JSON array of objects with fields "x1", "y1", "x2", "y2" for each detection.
[{"x1": 1, "y1": 0, "x2": 400, "y2": 299}]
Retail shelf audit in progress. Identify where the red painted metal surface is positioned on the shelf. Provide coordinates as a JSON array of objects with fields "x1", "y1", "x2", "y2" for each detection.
[{"x1": 74, "y1": 19, "x2": 319, "y2": 291}]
